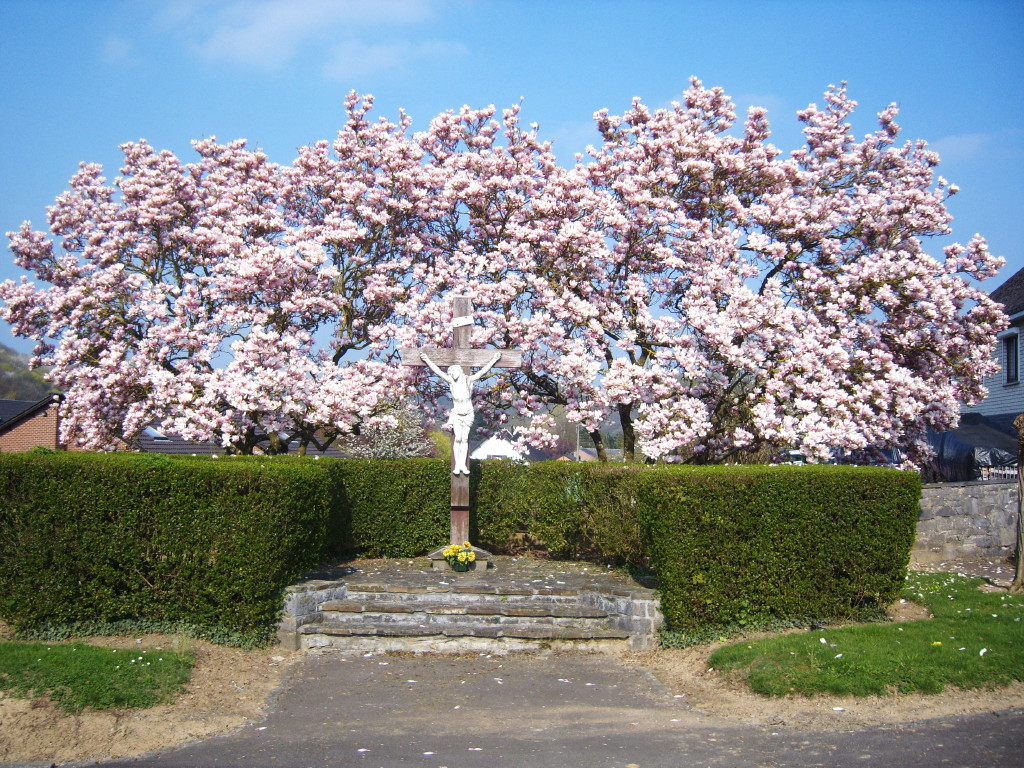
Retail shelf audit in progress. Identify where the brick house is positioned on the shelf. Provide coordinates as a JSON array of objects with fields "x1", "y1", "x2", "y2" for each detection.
[
  {"x1": 0, "y1": 397, "x2": 348, "y2": 456},
  {"x1": 0, "y1": 393, "x2": 65, "y2": 452},
  {"x1": 0, "y1": 399, "x2": 226, "y2": 455}
]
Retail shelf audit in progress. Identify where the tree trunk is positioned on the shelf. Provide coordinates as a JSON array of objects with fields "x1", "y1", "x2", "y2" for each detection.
[
  {"x1": 267, "y1": 432, "x2": 287, "y2": 455},
  {"x1": 618, "y1": 402, "x2": 636, "y2": 462},
  {"x1": 1012, "y1": 415, "x2": 1024, "y2": 593},
  {"x1": 588, "y1": 429, "x2": 608, "y2": 462}
]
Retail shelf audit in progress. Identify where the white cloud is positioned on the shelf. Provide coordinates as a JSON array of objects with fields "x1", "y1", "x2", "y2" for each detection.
[
  {"x1": 931, "y1": 129, "x2": 1023, "y2": 164},
  {"x1": 321, "y1": 38, "x2": 466, "y2": 80},
  {"x1": 735, "y1": 92, "x2": 788, "y2": 120},
  {"x1": 165, "y1": 0, "x2": 442, "y2": 70},
  {"x1": 930, "y1": 132, "x2": 989, "y2": 162},
  {"x1": 546, "y1": 119, "x2": 601, "y2": 162},
  {"x1": 101, "y1": 34, "x2": 137, "y2": 65}
]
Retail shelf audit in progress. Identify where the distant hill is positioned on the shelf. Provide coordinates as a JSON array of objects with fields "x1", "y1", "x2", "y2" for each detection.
[{"x1": 0, "y1": 343, "x2": 56, "y2": 400}]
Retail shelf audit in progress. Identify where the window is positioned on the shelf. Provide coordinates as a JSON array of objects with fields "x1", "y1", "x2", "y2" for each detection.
[{"x1": 1005, "y1": 335, "x2": 1019, "y2": 384}]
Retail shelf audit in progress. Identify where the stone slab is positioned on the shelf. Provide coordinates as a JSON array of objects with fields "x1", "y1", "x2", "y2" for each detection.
[
  {"x1": 280, "y1": 555, "x2": 662, "y2": 652},
  {"x1": 427, "y1": 545, "x2": 492, "y2": 571}
]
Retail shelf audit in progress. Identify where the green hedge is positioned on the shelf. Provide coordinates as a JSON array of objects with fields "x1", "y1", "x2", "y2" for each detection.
[
  {"x1": 0, "y1": 454, "x2": 921, "y2": 642},
  {"x1": 320, "y1": 459, "x2": 646, "y2": 561},
  {"x1": 635, "y1": 465, "x2": 921, "y2": 631},
  {"x1": 473, "y1": 461, "x2": 645, "y2": 563},
  {"x1": 0, "y1": 453, "x2": 345, "y2": 640},
  {"x1": 331, "y1": 459, "x2": 451, "y2": 557},
  {"x1": 331, "y1": 459, "x2": 646, "y2": 561}
]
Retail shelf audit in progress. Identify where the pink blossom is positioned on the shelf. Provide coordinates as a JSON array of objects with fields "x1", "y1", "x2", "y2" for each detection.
[{"x1": 0, "y1": 83, "x2": 1005, "y2": 462}]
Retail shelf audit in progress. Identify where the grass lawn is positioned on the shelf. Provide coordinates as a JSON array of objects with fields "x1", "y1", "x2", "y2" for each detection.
[
  {"x1": 708, "y1": 571, "x2": 1024, "y2": 697},
  {"x1": 0, "y1": 641, "x2": 193, "y2": 712}
]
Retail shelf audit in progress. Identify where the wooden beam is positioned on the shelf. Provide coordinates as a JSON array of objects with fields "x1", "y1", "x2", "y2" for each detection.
[
  {"x1": 452, "y1": 295, "x2": 473, "y2": 349},
  {"x1": 399, "y1": 348, "x2": 523, "y2": 369}
]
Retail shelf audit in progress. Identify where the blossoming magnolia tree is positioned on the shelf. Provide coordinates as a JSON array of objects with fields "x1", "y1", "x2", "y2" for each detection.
[
  {"x1": 386, "y1": 101, "x2": 613, "y2": 453},
  {"x1": 0, "y1": 94, "x2": 424, "y2": 453},
  {"x1": 562, "y1": 79, "x2": 1009, "y2": 464},
  {"x1": 400, "y1": 80, "x2": 1007, "y2": 465},
  {"x1": 0, "y1": 81, "x2": 1007, "y2": 461}
]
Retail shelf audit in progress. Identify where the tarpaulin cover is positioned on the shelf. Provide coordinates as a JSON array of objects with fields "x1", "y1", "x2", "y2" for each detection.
[{"x1": 927, "y1": 412, "x2": 1018, "y2": 482}]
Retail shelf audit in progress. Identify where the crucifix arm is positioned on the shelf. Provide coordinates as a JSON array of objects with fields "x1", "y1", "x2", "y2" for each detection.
[
  {"x1": 469, "y1": 352, "x2": 503, "y2": 383},
  {"x1": 419, "y1": 352, "x2": 451, "y2": 384}
]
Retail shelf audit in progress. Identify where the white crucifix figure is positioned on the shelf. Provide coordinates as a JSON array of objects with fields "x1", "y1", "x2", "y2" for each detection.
[{"x1": 419, "y1": 350, "x2": 502, "y2": 475}]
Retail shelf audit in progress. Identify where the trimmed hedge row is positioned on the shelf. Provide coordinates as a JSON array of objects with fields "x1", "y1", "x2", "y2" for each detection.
[
  {"x1": 636, "y1": 465, "x2": 921, "y2": 630},
  {"x1": 336, "y1": 459, "x2": 647, "y2": 562},
  {"x1": 331, "y1": 459, "x2": 451, "y2": 557},
  {"x1": 473, "y1": 461, "x2": 645, "y2": 563},
  {"x1": 0, "y1": 453, "x2": 345, "y2": 638},
  {"x1": 0, "y1": 454, "x2": 921, "y2": 640}
]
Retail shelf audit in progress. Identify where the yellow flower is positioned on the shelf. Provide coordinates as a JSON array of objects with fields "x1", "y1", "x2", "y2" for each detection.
[
  {"x1": 932, "y1": 641, "x2": 942, "y2": 647},
  {"x1": 457, "y1": 552, "x2": 467, "y2": 563},
  {"x1": 467, "y1": 551, "x2": 476, "y2": 562},
  {"x1": 463, "y1": 541, "x2": 472, "y2": 549}
]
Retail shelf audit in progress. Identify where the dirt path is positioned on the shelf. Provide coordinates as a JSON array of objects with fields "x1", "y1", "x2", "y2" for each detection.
[
  {"x1": 2, "y1": 558, "x2": 1022, "y2": 764},
  {"x1": 0, "y1": 631, "x2": 300, "y2": 765},
  {"x1": 4, "y1": 627, "x2": 1024, "y2": 764}
]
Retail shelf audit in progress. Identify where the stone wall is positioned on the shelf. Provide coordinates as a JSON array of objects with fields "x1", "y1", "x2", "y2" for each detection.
[{"x1": 914, "y1": 479, "x2": 1018, "y2": 563}]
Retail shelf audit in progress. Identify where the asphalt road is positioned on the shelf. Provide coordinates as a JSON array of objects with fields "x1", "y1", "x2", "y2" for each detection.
[{"x1": 78, "y1": 650, "x2": 1024, "y2": 768}]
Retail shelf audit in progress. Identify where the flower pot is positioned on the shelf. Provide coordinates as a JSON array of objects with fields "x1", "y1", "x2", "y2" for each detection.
[{"x1": 451, "y1": 562, "x2": 469, "y2": 572}]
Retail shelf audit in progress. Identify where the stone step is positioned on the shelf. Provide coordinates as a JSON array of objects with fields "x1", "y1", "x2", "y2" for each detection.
[
  {"x1": 320, "y1": 600, "x2": 610, "y2": 620},
  {"x1": 346, "y1": 594, "x2": 584, "y2": 613},
  {"x1": 318, "y1": 604, "x2": 615, "y2": 632},
  {"x1": 279, "y1": 558, "x2": 664, "y2": 653},
  {"x1": 350, "y1": 582, "x2": 582, "y2": 596},
  {"x1": 346, "y1": 583, "x2": 583, "y2": 603},
  {"x1": 300, "y1": 621, "x2": 632, "y2": 642}
]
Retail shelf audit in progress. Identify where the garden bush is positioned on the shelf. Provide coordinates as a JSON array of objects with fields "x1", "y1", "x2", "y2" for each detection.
[
  {"x1": 635, "y1": 464, "x2": 921, "y2": 632},
  {"x1": 0, "y1": 454, "x2": 921, "y2": 642},
  {"x1": 0, "y1": 453, "x2": 345, "y2": 640},
  {"x1": 331, "y1": 459, "x2": 645, "y2": 561},
  {"x1": 474, "y1": 460, "x2": 645, "y2": 563},
  {"x1": 332, "y1": 458, "x2": 451, "y2": 557}
]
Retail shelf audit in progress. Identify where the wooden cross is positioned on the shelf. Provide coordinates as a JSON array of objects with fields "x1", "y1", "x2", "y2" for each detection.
[{"x1": 400, "y1": 296, "x2": 522, "y2": 546}]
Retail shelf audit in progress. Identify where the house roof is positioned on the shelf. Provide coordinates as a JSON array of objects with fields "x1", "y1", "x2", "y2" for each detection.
[
  {"x1": 133, "y1": 428, "x2": 347, "y2": 457},
  {"x1": 0, "y1": 398, "x2": 345, "y2": 457},
  {"x1": 0, "y1": 399, "x2": 39, "y2": 424},
  {"x1": 134, "y1": 428, "x2": 223, "y2": 455},
  {"x1": 990, "y1": 266, "x2": 1024, "y2": 317},
  {"x1": 571, "y1": 446, "x2": 627, "y2": 462},
  {"x1": 470, "y1": 436, "x2": 524, "y2": 461},
  {"x1": 0, "y1": 394, "x2": 62, "y2": 435}
]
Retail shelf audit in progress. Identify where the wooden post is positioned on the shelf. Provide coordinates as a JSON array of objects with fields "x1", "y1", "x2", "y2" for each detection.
[
  {"x1": 449, "y1": 296, "x2": 472, "y2": 545},
  {"x1": 400, "y1": 296, "x2": 523, "y2": 556}
]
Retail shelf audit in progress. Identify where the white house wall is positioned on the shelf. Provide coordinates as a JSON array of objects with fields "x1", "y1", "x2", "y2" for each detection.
[{"x1": 963, "y1": 315, "x2": 1024, "y2": 419}]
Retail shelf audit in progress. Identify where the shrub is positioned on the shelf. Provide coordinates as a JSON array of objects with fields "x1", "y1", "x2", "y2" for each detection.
[
  {"x1": 474, "y1": 460, "x2": 645, "y2": 563},
  {"x1": 0, "y1": 453, "x2": 344, "y2": 637},
  {"x1": 635, "y1": 465, "x2": 921, "y2": 632},
  {"x1": 332, "y1": 458, "x2": 451, "y2": 557},
  {"x1": 332, "y1": 459, "x2": 644, "y2": 561},
  {"x1": 0, "y1": 455, "x2": 921, "y2": 642}
]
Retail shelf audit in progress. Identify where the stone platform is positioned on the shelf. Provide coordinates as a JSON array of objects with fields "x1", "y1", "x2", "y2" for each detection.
[{"x1": 278, "y1": 556, "x2": 663, "y2": 654}]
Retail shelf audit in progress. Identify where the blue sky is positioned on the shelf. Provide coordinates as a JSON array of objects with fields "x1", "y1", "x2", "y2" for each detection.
[{"x1": 1, "y1": 0, "x2": 1021, "y2": 354}]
